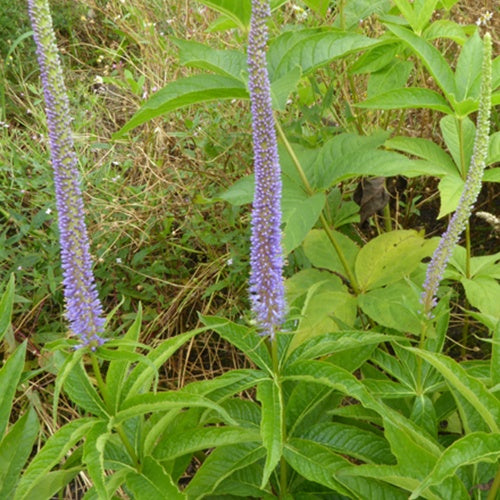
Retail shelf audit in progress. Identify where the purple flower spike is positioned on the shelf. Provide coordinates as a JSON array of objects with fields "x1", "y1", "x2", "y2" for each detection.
[
  {"x1": 248, "y1": 0, "x2": 286, "y2": 340},
  {"x1": 421, "y1": 33, "x2": 492, "y2": 318},
  {"x1": 28, "y1": 0, "x2": 105, "y2": 348}
]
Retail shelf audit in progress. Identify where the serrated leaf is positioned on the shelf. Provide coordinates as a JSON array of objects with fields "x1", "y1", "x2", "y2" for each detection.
[
  {"x1": 154, "y1": 426, "x2": 260, "y2": 460},
  {"x1": 286, "y1": 330, "x2": 397, "y2": 364},
  {"x1": 405, "y1": 347, "x2": 500, "y2": 432},
  {"x1": 410, "y1": 432, "x2": 500, "y2": 499},
  {"x1": 0, "y1": 407, "x2": 39, "y2": 499},
  {"x1": 185, "y1": 443, "x2": 266, "y2": 498},
  {"x1": 15, "y1": 418, "x2": 95, "y2": 500},
  {"x1": 113, "y1": 75, "x2": 248, "y2": 137},
  {"x1": 199, "y1": 316, "x2": 272, "y2": 372},
  {"x1": 116, "y1": 392, "x2": 231, "y2": 425},
  {"x1": 257, "y1": 379, "x2": 283, "y2": 487},
  {"x1": 385, "y1": 23, "x2": 456, "y2": 100},
  {"x1": 270, "y1": 29, "x2": 380, "y2": 80},
  {"x1": 83, "y1": 421, "x2": 110, "y2": 500},
  {"x1": 357, "y1": 87, "x2": 452, "y2": 114},
  {"x1": 126, "y1": 456, "x2": 184, "y2": 499},
  {"x1": 300, "y1": 422, "x2": 395, "y2": 465},
  {"x1": 283, "y1": 438, "x2": 351, "y2": 494}
]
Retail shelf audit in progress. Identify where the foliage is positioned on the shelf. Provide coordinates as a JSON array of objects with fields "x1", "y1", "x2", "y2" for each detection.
[{"x1": 1, "y1": 0, "x2": 498, "y2": 499}]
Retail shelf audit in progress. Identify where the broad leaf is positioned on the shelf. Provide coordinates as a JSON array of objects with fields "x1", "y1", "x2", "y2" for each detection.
[{"x1": 355, "y1": 230, "x2": 435, "y2": 291}]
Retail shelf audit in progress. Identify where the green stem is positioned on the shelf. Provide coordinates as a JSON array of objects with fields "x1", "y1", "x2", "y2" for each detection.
[
  {"x1": 274, "y1": 118, "x2": 361, "y2": 294},
  {"x1": 383, "y1": 192, "x2": 392, "y2": 232}
]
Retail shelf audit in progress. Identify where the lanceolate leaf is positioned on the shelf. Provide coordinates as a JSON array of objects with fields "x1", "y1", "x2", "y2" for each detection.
[
  {"x1": 385, "y1": 23, "x2": 456, "y2": 100},
  {"x1": 0, "y1": 342, "x2": 26, "y2": 439},
  {"x1": 83, "y1": 421, "x2": 110, "y2": 500},
  {"x1": 126, "y1": 456, "x2": 184, "y2": 499},
  {"x1": 113, "y1": 75, "x2": 248, "y2": 137},
  {"x1": 14, "y1": 418, "x2": 95, "y2": 500},
  {"x1": 0, "y1": 407, "x2": 39, "y2": 499},
  {"x1": 410, "y1": 432, "x2": 500, "y2": 499},
  {"x1": 154, "y1": 426, "x2": 261, "y2": 460},
  {"x1": 194, "y1": 0, "x2": 251, "y2": 31},
  {"x1": 356, "y1": 87, "x2": 452, "y2": 114},
  {"x1": 257, "y1": 379, "x2": 284, "y2": 487},
  {"x1": 283, "y1": 438, "x2": 351, "y2": 495},
  {"x1": 404, "y1": 347, "x2": 500, "y2": 433}
]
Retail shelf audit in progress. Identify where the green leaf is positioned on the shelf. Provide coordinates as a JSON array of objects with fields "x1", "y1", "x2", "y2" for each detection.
[
  {"x1": 199, "y1": 316, "x2": 272, "y2": 372},
  {"x1": 283, "y1": 438, "x2": 352, "y2": 494},
  {"x1": 410, "y1": 432, "x2": 500, "y2": 499},
  {"x1": 405, "y1": 347, "x2": 500, "y2": 432},
  {"x1": 116, "y1": 392, "x2": 232, "y2": 425},
  {"x1": 172, "y1": 38, "x2": 247, "y2": 81},
  {"x1": 195, "y1": 0, "x2": 251, "y2": 31},
  {"x1": 290, "y1": 290, "x2": 357, "y2": 348},
  {"x1": 357, "y1": 281, "x2": 426, "y2": 334},
  {"x1": 0, "y1": 407, "x2": 39, "y2": 499},
  {"x1": 269, "y1": 29, "x2": 380, "y2": 80},
  {"x1": 121, "y1": 327, "x2": 205, "y2": 400},
  {"x1": 105, "y1": 305, "x2": 142, "y2": 413},
  {"x1": 302, "y1": 0, "x2": 330, "y2": 16},
  {"x1": 355, "y1": 230, "x2": 435, "y2": 291},
  {"x1": 126, "y1": 456, "x2": 185, "y2": 499},
  {"x1": 113, "y1": 75, "x2": 248, "y2": 137},
  {"x1": 487, "y1": 131, "x2": 500, "y2": 164},
  {"x1": 257, "y1": 379, "x2": 283, "y2": 487},
  {"x1": 55, "y1": 353, "x2": 109, "y2": 419},
  {"x1": 300, "y1": 422, "x2": 395, "y2": 465},
  {"x1": 367, "y1": 60, "x2": 413, "y2": 98},
  {"x1": 0, "y1": 342, "x2": 26, "y2": 438},
  {"x1": 437, "y1": 174, "x2": 464, "y2": 218},
  {"x1": 270, "y1": 66, "x2": 302, "y2": 111},
  {"x1": 286, "y1": 268, "x2": 346, "y2": 306},
  {"x1": 410, "y1": 395, "x2": 438, "y2": 439},
  {"x1": 282, "y1": 192, "x2": 325, "y2": 254},
  {"x1": 385, "y1": 23, "x2": 456, "y2": 100},
  {"x1": 15, "y1": 418, "x2": 95, "y2": 500},
  {"x1": 154, "y1": 426, "x2": 260, "y2": 460},
  {"x1": 21, "y1": 469, "x2": 80, "y2": 500},
  {"x1": 385, "y1": 136, "x2": 457, "y2": 176},
  {"x1": 493, "y1": 322, "x2": 500, "y2": 387},
  {"x1": 357, "y1": 87, "x2": 452, "y2": 114},
  {"x1": 461, "y1": 276, "x2": 500, "y2": 318},
  {"x1": 184, "y1": 443, "x2": 266, "y2": 498},
  {"x1": 0, "y1": 274, "x2": 15, "y2": 343},
  {"x1": 286, "y1": 330, "x2": 397, "y2": 364},
  {"x1": 423, "y1": 19, "x2": 467, "y2": 44},
  {"x1": 454, "y1": 31, "x2": 483, "y2": 101},
  {"x1": 303, "y1": 228, "x2": 359, "y2": 276},
  {"x1": 83, "y1": 421, "x2": 110, "y2": 500},
  {"x1": 440, "y1": 115, "x2": 475, "y2": 177}
]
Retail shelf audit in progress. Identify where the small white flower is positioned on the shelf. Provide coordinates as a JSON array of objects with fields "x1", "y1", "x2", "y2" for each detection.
[
  {"x1": 116, "y1": 257, "x2": 122, "y2": 264},
  {"x1": 17, "y1": 266, "x2": 22, "y2": 271},
  {"x1": 226, "y1": 258, "x2": 233, "y2": 266},
  {"x1": 45, "y1": 208, "x2": 52, "y2": 214}
]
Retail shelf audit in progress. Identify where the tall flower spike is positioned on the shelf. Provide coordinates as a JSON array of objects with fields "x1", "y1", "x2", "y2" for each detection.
[
  {"x1": 422, "y1": 33, "x2": 492, "y2": 318},
  {"x1": 28, "y1": 0, "x2": 105, "y2": 349},
  {"x1": 248, "y1": 0, "x2": 286, "y2": 340}
]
